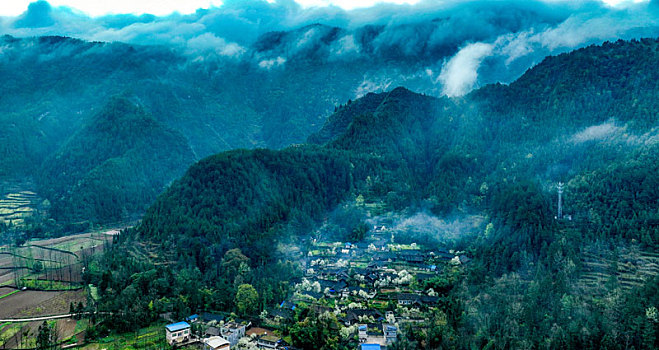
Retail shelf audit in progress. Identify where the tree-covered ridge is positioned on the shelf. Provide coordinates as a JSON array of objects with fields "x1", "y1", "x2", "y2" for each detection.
[
  {"x1": 131, "y1": 37, "x2": 659, "y2": 276},
  {"x1": 307, "y1": 92, "x2": 387, "y2": 145},
  {"x1": 138, "y1": 146, "x2": 376, "y2": 264},
  {"x1": 39, "y1": 96, "x2": 195, "y2": 223}
]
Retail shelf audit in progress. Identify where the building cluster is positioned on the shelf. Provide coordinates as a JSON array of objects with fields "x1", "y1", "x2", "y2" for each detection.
[
  {"x1": 165, "y1": 225, "x2": 470, "y2": 350},
  {"x1": 165, "y1": 314, "x2": 291, "y2": 349}
]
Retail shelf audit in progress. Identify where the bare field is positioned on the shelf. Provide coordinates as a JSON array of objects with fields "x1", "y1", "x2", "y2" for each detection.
[
  {"x1": 0, "y1": 286, "x2": 16, "y2": 297},
  {"x1": 0, "y1": 290, "x2": 64, "y2": 318},
  {"x1": 0, "y1": 289, "x2": 86, "y2": 319}
]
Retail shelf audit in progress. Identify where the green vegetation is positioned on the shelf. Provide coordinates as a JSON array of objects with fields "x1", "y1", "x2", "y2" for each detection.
[
  {"x1": 236, "y1": 284, "x2": 259, "y2": 316},
  {"x1": 68, "y1": 38, "x2": 659, "y2": 349},
  {"x1": 38, "y1": 96, "x2": 195, "y2": 224},
  {"x1": 0, "y1": 34, "x2": 379, "y2": 231},
  {"x1": 81, "y1": 324, "x2": 168, "y2": 350},
  {"x1": 0, "y1": 290, "x2": 19, "y2": 299}
]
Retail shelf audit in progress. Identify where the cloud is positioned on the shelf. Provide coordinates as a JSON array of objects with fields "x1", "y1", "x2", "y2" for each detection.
[
  {"x1": 0, "y1": 0, "x2": 658, "y2": 96},
  {"x1": 439, "y1": 42, "x2": 493, "y2": 97},
  {"x1": 570, "y1": 122, "x2": 621, "y2": 143},
  {"x1": 329, "y1": 34, "x2": 359, "y2": 57},
  {"x1": 258, "y1": 56, "x2": 286, "y2": 69},
  {"x1": 373, "y1": 211, "x2": 484, "y2": 244},
  {"x1": 186, "y1": 32, "x2": 246, "y2": 58},
  {"x1": 13, "y1": 0, "x2": 54, "y2": 28}
]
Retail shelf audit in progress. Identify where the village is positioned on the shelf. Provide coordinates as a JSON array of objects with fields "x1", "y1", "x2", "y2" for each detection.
[{"x1": 162, "y1": 224, "x2": 470, "y2": 350}]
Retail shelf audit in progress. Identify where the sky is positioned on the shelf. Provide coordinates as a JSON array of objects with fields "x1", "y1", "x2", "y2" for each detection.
[{"x1": 0, "y1": 0, "x2": 646, "y2": 17}]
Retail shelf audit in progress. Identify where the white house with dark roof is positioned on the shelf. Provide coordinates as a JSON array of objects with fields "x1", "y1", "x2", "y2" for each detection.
[
  {"x1": 221, "y1": 322, "x2": 248, "y2": 346},
  {"x1": 165, "y1": 321, "x2": 191, "y2": 345}
]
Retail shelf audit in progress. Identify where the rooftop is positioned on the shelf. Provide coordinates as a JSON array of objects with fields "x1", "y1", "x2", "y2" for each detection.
[
  {"x1": 222, "y1": 321, "x2": 245, "y2": 330},
  {"x1": 246, "y1": 327, "x2": 271, "y2": 337},
  {"x1": 260, "y1": 335, "x2": 281, "y2": 343},
  {"x1": 204, "y1": 336, "x2": 230, "y2": 348},
  {"x1": 205, "y1": 326, "x2": 221, "y2": 336},
  {"x1": 165, "y1": 321, "x2": 190, "y2": 332}
]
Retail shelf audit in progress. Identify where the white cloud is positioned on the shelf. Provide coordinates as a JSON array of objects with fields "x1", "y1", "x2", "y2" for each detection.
[
  {"x1": 571, "y1": 122, "x2": 620, "y2": 143},
  {"x1": 439, "y1": 42, "x2": 493, "y2": 97},
  {"x1": 330, "y1": 34, "x2": 359, "y2": 57},
  {"x1": 294, "y1": 0, "x2": 419, "y2": 11},
  {"x1": 0, "y1": 1, "x2": 224, "y2": 17},
  {"x1": 186, "y1": 32, "x2": 245, "y2": 57},
  {"x1": 258, "y1": 56, "x2": 286, "y2": 69},
  {"x1": 355, "y1": 74, "x2": 392, "y2": 97}
]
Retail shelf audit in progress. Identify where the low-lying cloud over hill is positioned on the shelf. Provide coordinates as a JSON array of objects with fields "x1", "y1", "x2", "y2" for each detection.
[{"x1": 2, "y1": 0, "x2": 658, "y2": 96}]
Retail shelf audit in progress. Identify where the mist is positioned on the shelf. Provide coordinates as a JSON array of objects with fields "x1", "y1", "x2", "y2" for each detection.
[{"x1": 367, "y1": 211, "x2": 485, "y2": 246}]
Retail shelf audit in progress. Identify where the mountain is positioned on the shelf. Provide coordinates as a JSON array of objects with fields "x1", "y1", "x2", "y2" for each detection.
[
  {"x1": 3, "y1": 28, "x2": 659, "y2": 228},
  {"x1": 0, "y1": 33, "x2": 446, "y2": 225},
  {"x1": 83, "y1": 38, "x2": 659, "y2": 347},
  {"x1": 135, "y1": 37, "x2": 659, "y2": 264},
  {"x1": 39, "y1": 96, "x2": 195, "y2": 224}
]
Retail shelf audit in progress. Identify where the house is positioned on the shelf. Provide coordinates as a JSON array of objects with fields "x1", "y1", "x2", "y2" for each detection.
[
  {"x1": 396, "y1": 293, "x2": 438, "y2": 306},
  {"x1": 398, "y1": 251, "x2": 425, "y2": 264},
  {"x1": 358, "y1": 324, "x2": 368, "y2": 342},
  {"x1": 165, "y1": 321, "x2": 191, "y2": 345},
  {"x1": 299, "y1": 290, "x2": 323, "y2": 300},
  {"x1": 396, "y1": 293, "x2": 420, "y2": 306},
  {"x1": 269, "y1": 308, "x2": 294, "y2": 324},
  {"x1": 373, "y1": 252, "x2": 395, "y2": 262},
  {"x1": 316, "y1": 278, "x2": 347, "y2": 296},
  {"x1": 383, "y1": 324, "x2": 397, "y2": 344},
  {"x1": 202, "y1": 313, "x2": 226, "y2": 323},
  {"x1": 203, "y1": 336, "x2": 230, "y2": 350},
  {"x1": 341, "y1": 310, "x2": 384, "y2": 326},
  {"x1": 221, "y1": 322, "x2": 248, "y2": 346},
  {"x1": 279, "y1": 301, "x2": 296, "y2": 310},
  {"x1": 246, "y1": 327, "x2": 271, "y2": 338},
  {"x1": 258, "y1": 335, "x2": 281, "y2": 349},
  {"x1": 361, "y1": 344, "x2": 381, "y2": 350},
  {"x1": 434, "y1": 251, "x2": 455, "y2": 261},
  {"x1": 186, "y1": 314, "x2": 200, "y2": 323},
  {"x1": 341, "y1": 286, "x2": 371, "y2": 298}
]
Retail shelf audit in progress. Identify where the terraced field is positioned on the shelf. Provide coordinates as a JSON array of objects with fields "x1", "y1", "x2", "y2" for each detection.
[
  {"x1": 0, "y1": 185, "x2": 44, "y2": 227},
  {"x1": 579, "y1": 244, "x2": 659, "y2": 294}
]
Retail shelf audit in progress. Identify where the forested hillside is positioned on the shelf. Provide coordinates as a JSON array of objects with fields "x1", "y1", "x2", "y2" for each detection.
[
  {"x1": 83, "y1": 38, "x2": 659, "y2": 349},
  {"x1": 38, "y1": 97, "x2": 195, "y2": 223},
  {"x1": 0, "y1": 32, "x2": 464, "y2": 227}
]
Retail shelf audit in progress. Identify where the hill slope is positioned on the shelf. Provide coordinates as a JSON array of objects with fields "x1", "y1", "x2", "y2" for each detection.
[
  {"x1": 39, "y1": 97, "x2": 195, "y2": 223},
  {"x1": 138, "y1": 37, "x2": 659, "y2": 261}
]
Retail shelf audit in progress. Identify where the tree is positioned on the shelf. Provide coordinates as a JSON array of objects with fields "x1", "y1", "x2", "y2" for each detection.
[
  {"x1": 348, "y1": 222, "x2": 369, "y2": 242},
  {"x1": 222, "y1": 248, "x2": 250, "y2": 283},
  {"x1": 290, "y1": 311, "x2": 341, "y2": 350},
  {"x1": 36, "y1": 321, "x2": 57, "y2": 350},
  {"x1": 235, "y1": 284, "x2": 259, "y2": 316}
]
